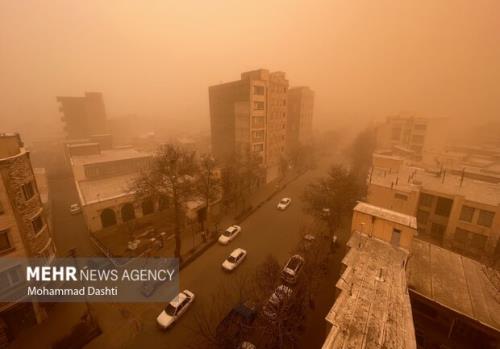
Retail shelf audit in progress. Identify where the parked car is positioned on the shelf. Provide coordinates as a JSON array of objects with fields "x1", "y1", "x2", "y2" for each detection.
[
  {"x1": 222, "y1": 248, "x2": 247, "y2": 271},
  {"x1": 156, "y1": 290, "x2": 195, "y2": 329},
  {"x1": 218, "y1": 225, "x2": 242, "y2": 245},
  {"x1": 277, "y1": 197, "x2": 292, "y2": 210},
  {"x1": 216, "y1": 302, "x2": 257, "y2": 347},
  {"x1": 281, "y1": 254, "x2": 305, "y2": 284},
  {"x1": 70, "y1": 203, "x2": 81, "y2": 215},
  {"x1": 239, "y1": 342, "x2": 257, "y2": 349},
  {"x1": 262, "y1": 285, "x2": 293, "y2": 320}
]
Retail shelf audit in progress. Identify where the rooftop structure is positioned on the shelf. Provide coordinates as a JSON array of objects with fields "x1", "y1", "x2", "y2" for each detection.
[
  {"x1": 407, "y1": 239, "x2": 500, "y2": 332},
  {"x1": 354, "y1": 202, "x2": 418, "y2": 229},
  {"x1": 323, "y1": 231, "x2": 416, "y2": 349}
]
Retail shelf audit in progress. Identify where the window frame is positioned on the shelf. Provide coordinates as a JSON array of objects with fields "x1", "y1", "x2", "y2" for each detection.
[
  {"x1": 22, "y1": 181, "x2": 36, "y2": 201},
  {"x1": 459, "y1": 205, "x2": 475, "y2": 223},
  {"x1": 0, "y1": 229, "x2": 13, "y2": 254},
  {"x1": 477, "y1": 210, "x2": 495, "y2": 228}
]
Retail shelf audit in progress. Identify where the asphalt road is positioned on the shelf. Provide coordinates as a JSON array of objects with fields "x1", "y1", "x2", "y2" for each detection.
[{"x1": 121, "y1": 158, "x2": 340, "y2": 349}]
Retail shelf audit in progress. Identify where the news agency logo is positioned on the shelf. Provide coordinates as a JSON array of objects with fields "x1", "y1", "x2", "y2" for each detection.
[{"x1": 0, "y1": 257, "x2": 179, "y2": 303}]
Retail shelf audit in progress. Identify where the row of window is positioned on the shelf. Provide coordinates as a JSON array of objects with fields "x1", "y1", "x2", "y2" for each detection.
[
  {"x1": 100, "y1": 198, "x2": 168, "y2": 228},
  {"x1": 459, "y1": 206, "x2": 495, "y2": 227}
]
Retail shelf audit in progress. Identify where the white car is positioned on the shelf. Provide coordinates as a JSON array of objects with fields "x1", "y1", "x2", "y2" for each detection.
[
  {"x1": 281, "y1": 254, "x2": 305, "y2": 284},
  {"x1": 277, "y1": 198, "x2": 292, "y2": 210},
  {"x1": 222, "y1": 248, "x2": 247, "y2": 271},
  {"x1": 156, "y1": 290, "x2": 195, "y2": 329},
  {"x1": 218, "y1": 225, "x2": 241, "y2": 245},
  {"x1": 69, "y1": 203, "x2": 81, "y2": 215}
]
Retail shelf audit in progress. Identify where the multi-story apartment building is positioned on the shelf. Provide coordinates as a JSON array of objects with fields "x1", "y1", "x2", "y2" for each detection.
[
  {"x1": 209, "y1": 69, "x2": 289, "y2": 182},
  {"x1": 57, "y1": 92, "x2": 107, "y2": 139},
  {"x1": 376, "y1": 114, "x2": 447, "y2": 159},
  {"x1": 0, "y1": 133, "x2": 56, "y2": 345},
  {"x1": 367, "y1": 154, "x2": 500, "y2": 262},
  {"x1": 286, "y1": 86, "x2": 314, "y2": 152}
]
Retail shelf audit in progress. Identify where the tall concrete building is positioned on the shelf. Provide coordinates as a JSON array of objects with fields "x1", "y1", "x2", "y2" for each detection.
[
  {"x1": 209, "y1": 69, "x2": 289, "y2": 182},
  {"x1": 0, "y1": 133, "x2": 57, "y2": 345},
  {"x1": 57, "y1": 92, "x2": 107, "y2": 139},
  {"x1": 286, "y1": 86, "x2": 314, "y2": 152}
]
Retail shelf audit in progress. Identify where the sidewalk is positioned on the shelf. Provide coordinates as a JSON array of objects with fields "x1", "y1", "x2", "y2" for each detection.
[{"x1": 7, "y1": 170, "x2": 305, "y2": 349}]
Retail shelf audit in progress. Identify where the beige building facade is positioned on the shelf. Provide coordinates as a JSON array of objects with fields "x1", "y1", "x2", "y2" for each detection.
[
  {"x1": 0, "y1": 133, "x2": 57, "y2": 345},
  {"x1": 209, "y1": 69, "x2": 289, "y2": 183},
  {"x1": 286, "y1": 86, "x2": 314, "y2": 152},
  {"x1": 367, "y1": 156, "x2": 500, "y2": 262}
]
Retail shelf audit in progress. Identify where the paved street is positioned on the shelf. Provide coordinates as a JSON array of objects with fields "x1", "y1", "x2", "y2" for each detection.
[{"x1": 96, "y1": 155, "x2": 343, "y2": 349}]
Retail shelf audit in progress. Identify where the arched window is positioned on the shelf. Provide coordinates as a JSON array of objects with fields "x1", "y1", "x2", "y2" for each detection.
[
  {"x1": 121, "y1": 203, "x2": 135, "y2": 222},
  {"x1": 100, "y1": 208, "x2": 117, "y2": 228},
  {"x1": 142, "y1": 199, "x2": 154, "y2": 215}
]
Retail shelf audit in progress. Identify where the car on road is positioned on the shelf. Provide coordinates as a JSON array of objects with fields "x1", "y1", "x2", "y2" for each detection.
[
  {"x1": 218, "y1": 225, "x2": 241, "y2": 245},
  {"x1": 156, "y1": 290, "x2": 195, "y2": 329},
  {"x1": 216, "y1": 302, "x2": 257, "y2": 347},
  {"x1": 262, "y1": 285, "x2": 293, "y2": 320},
  {"x1": 281, "y1": 254, "x2": 305, "y2": 284},
  {"x1": 222, "y1": 248, "x2": 247, "y2": 271},
  {"x1": 69, "y1": 203, "x2": 81, "y2": 215},
  {"x1": 277, "y1": 197, "x2": 292, "y2": 210}
]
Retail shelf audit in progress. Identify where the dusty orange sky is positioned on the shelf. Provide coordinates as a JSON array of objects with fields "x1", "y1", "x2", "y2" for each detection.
[{"x1": 1, "y1": 0, "x2": 499, "y2": 140}]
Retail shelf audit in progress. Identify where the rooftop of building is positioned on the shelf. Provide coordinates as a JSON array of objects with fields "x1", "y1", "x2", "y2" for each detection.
[
  {"x1": 77, "y1": 173, "x2": 136, "y2": 205},
  {"x1": 70, "y1": 147, "x2": 152, "y2": 166},
  {"x1": 407, "y1": 239, "x2": 500, "y2": 332},
  {"x1": 353, "y1": 202, "x2": 418, "y2": 229},
  {"x1": 323, "y1": 232, "x2": 416, "y2": 349},
  {"x1": 370, "y1": 164, "x2": 500, "y2": 206}
]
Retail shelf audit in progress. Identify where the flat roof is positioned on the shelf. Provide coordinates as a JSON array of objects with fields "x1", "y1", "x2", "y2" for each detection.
[
  {"x1": 407, "y1": 239, "x2": 500, "y2": 332},
  {"x1": 370, "y1": 165, "x2": 500, "y2": 206},
  {"x1": 78, "y1": 174, "x2": 137, "y2": 205},
  {"x1": 323, "y1": 232, "x2": 415, "y2": 349},
  {"x1": 71, "y1": 147, "x2": 151, "y2": 166},
  {"x1": 353, "y1": 202, "x2": 418, "y2": 229}
]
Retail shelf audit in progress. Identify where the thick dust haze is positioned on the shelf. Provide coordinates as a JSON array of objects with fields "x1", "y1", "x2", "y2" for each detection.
[{"x1": 1, "y1": 0, "x2": 499, "y2": 141}]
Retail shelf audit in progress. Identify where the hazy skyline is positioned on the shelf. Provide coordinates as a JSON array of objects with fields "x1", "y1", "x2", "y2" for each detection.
[{"x1": 1, "y1": 0, "x2": 499, "y2": 141}]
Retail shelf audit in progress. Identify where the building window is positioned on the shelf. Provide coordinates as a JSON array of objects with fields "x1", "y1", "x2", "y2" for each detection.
[
  {"x1": 394, "y1": 193, "x2": 408, "y2": 201},
  {"x1": 282, "y1": 100, "x2": 286, "y2": 106},
  {"x1": 419, "y1": 193, "x2": 434, "y2": 208},
  {"x1": 430, "y1": 223, "x2": 445, "y2": 242},
  {"x1": 252, "y1": 130, "x2": 265, "y2": 142},
  {"x1": 121, "y1": 203, "x2": 136, "y2": 222},
  {"x1": 32, "y1": 215, "x2": 45, "y2": 235},
  {"x1": 459, "y1": 206, "x2": 475, "y2": 223},
  {"x1": 414, "y1": 124, "x2": 427, "y2": 131},
  {"x1": 0, "y1": 200, "x2": 4, "y2": 214},
  {"x1": 100, "y1": 208, "x2": 117, "y2": 228},
  {"x1": 435, "y1": 197, "x2": 453, "y2": 217},
  {"x1": 253, "y1": 86, "x2": 265, "y2": 95},
  {"x1": 22, "y1": 181, "x2": 35, "y2": 200},
  {"x1": 455, "y1": 228, "x2": 487, "y2": 253},
  {"x1": 254, "y1": 101, "x2": 264, "y2": 110},
  {"x1": 417, "y1": 210, "x2": 429, "y2": 225},
  {"x1": 411, "y1": 135, "x2": 424, "y2": 144},
  {"x1": 0, "y1": 230, "x2": 12, "y2": 253},
  {"x1": 253, "y1": 144, "x2": 264, "y2": 152},
  {"x1": 252, "y1": 116, "x2": 265, "y2": 128},
  {"x1": 477, "y1": 210, "x2": 495, "y2": 228}
]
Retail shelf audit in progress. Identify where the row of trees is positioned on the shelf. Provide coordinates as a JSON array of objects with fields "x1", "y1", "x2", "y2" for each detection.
[{"x1": 132, "y1": 144, "x2": 265, "y2": 259}]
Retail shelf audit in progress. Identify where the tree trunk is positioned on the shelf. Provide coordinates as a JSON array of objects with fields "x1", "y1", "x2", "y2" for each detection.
[{"x1": 173, "y1": 200, "x2": 181, "y2": 259}]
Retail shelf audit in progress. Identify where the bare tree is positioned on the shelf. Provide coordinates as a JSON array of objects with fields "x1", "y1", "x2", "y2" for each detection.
[
  {"x1": 132, "y1": 144, "x2": 198, "y2": 259},
  {"x1": 302, "y1": 164, "x2": 366, "y2": 235},
  {"x1": 196, "y1": 153, "x2": 221, "y2": 233}
]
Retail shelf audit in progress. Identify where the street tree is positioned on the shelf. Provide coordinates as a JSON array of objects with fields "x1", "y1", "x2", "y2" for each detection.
[
  {"x1": 347, "y1": 126, "x2": 377, "y2": 182},
  {"x1": 132, "y1": 144, "x2": 198, "y2": 259},
  {"x1": 302, "y1": 164, "x2": 366, "y2": 234},
  {"x1": 196, "y1": 153, "x2": 221, "y2": 233}
]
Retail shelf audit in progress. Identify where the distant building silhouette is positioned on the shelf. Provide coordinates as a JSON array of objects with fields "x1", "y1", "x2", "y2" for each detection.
[{"x1": 57, "y1": 92, "x2": 107, "y2": 139}]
